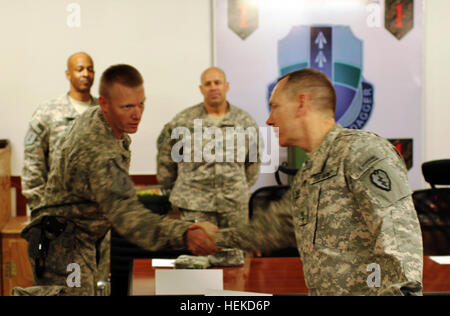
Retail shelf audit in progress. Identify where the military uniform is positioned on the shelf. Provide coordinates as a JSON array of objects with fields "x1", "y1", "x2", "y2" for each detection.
[
  {"x1": 157, "y1": 102, "x2": 260, "y2": 227},
  {"x1": 22, "y1": 94, "x2": 98, "y2": 211},
  {"x1": 21, "y1": 94, "x2": 111, "y2": 293},
  {"x1": 21, "y1": 106, "x2": 191, "y2": 296},
  {"x1": 217, "y1": 124, "x2": 423, "y2": 296}
]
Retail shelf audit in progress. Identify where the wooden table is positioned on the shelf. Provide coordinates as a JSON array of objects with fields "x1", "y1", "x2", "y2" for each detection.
[{"x1": 131, "y1": 256, "x2": 450, "y2": 296}]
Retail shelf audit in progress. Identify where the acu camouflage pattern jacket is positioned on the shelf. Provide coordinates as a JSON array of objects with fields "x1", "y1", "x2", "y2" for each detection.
[
  {"x1": 217, "y1": 124, "x2": 423, "y2": 296},
  {"x1": 157, "y1": 102, "x2": 261, "y2": 213},
  {"x1": 22, "y1": 94, "x2": 98, "y2": 211},
  {"x1": 30, "y1": 106, "x2": 191, "y2": 250}
]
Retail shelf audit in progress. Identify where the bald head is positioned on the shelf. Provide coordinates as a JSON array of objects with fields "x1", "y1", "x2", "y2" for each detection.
[
  {"x1": 200, "y1": 67, "x2": 227, "y2": 84},
  {"x1": 67, "y1": 52, "x2": 93, "y2": 71},
  {"x1": 66, "y1": 52, "x2": 95, "y2": 100},
  {"x1": 199, "y1": 67, "x2": 229, "y2": 110}
]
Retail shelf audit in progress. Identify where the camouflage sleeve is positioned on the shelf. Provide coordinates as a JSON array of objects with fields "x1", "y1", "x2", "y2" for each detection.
[
  {"x1": 21, "y1": 117, "x2": 49, "y2": 211},
  {"x1": 91, "y1": 158, "x2": 191, "y2": 251},
  {"x1": 347, "y1": 138, "x2": 423, "y2": 294},
  {"x1": 245, "y1": 162, "x2": 260, "y2": 188},
  {"x1": 244, "y1": 119, "x2": 261, "y2": 187},
  {"x1": 156, "y1": 123, "x2": 178, "y2": 189},
  {"x1": 216, "y1": 189, "x2": 297, "y2": 253}
]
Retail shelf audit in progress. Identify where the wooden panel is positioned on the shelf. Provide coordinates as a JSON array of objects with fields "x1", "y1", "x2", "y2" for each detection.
[
  {"x1": 11, "y1": 176, "x2": 26, "y2": 217},
  {"x1": 0, "y1": 142, "x2": 11, "y2": 296},
  {"x1": 422, "y1": 256, "x2": 450, "y2": 293},
  {"x1": 130, "y1": 175, "x2": 159, "y2": 186},
  {"x1": 1, "y1": 236, "x2": 33, "y2": 296},
  {"x1": 0, "y1": 143, "x2": 11, "y2": 229},
  {"x1": 1, "y1": 216, "x2": 33, "y2": 296},
  {"x1": 1, "y1": 216, "x2": 30, "y2": 236}
]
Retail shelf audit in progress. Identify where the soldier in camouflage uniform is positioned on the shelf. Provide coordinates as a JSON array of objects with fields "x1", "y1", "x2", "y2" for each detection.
[
  {"x1": 22, "y1": 52, "x2": 97, "y2": 210},
  {"x1": 20, "y1": 64, "x2": 218, "y2": 296},
  {"x1": 157, "y1": 67, "x2": 260, "y2": 228},
  {"x1": 216, "y1": 68, "x2": 423, "y2": 296},
  {"x1": 157, "y1": 67, "x2": 260, "y2": 266},
  {"x1": 21, "y1": 52, "x2": 112, "y2": 291}
]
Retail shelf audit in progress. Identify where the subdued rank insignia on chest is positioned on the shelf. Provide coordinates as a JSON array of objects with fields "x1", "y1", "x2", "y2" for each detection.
[{"x1": 370, "y1": 169, "x2": 391, "y2": 191}]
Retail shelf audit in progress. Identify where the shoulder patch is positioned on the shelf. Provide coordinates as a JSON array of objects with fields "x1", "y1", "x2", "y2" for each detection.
[
  {"x1": 370, "y1": 169, "x2": 391, "y2": 191},
  {"x1": 24, "y1": 128, "x2": 38, "y2": 146}
]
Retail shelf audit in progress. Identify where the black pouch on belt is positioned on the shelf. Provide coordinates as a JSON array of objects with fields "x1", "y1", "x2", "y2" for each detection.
[{"x1": 21, "y1": 216, "x2": 71, "y2": 278}]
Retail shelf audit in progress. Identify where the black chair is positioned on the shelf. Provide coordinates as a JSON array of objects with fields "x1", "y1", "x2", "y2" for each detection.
[
  {"x1": 274, "y1": 163, "x2": 299, "y2": 186},
  {"x1": 412, "y1": 160, "x2": 450, "y2": 255},
  {"x1": 249, "y1": 163, "x2": 299, "y2": 257}
]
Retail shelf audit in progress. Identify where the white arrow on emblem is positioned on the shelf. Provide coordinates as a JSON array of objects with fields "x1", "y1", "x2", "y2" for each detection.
[
  {"x1": 314, "y1": 32, "x2": 327, "y2": 49},
  {"x1": 315, "y1": 51, "x2": 327, "y2": 68}
]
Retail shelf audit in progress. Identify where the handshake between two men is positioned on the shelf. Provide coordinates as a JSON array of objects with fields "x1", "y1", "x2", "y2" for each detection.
[{"x1": 185, "y1": 222, "x2": 221, "y2": 256}]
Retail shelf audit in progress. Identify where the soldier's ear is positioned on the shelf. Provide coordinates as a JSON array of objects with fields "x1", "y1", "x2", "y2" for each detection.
[
  {"x1": 98, "y1": 96, "x2": 108, "y2": 112},
  {"x1": 296, "y1": 93, "x2": 307, "y2": 117}
]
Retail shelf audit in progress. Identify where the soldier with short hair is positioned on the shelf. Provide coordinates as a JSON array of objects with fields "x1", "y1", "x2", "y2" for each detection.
[
  {"x1": 21, "y1": 52, "x2": 110, "y2": 292},
  {"x1": 156, "y1": 67, "x2": 260, "y2": 266},
  {"x1": 22, "y1": 52, "x2": 97, "y2": 210},
  {"x1": 216, "y1": 68, "x2": 423, "y2": 296},
  {"x1": 157, "y1": 67, "x2": 260, "y2": 229},
  {"x1": 20, "y1": 64, "x2": 218, "y2": 296}
]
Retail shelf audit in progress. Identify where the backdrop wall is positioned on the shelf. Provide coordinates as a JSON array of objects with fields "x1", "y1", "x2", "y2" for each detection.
[
  {"x1": 0, "y1": 0, "x2": 449, "y2": 191},
  {"x1": 0, "y1": 0, "x2": 212, "y2": 176},
  {"x1": 424, "y1": 0, "x2": 450, "y2": 163}
]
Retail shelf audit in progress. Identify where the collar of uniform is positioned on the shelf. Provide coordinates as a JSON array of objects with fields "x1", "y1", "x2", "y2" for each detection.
[
  {"x1": 200, "y1": 102, "x2": 238, "y2": 126},
  {"x1": 64, "y1": 94, "x2": 97, "y2": 120},
  {"x1": 122, "y1": 134, "x2": 131, "y2": 151},
  {"x1": 221, "y1": 104, "x2": 240, "y2": 126},
  {"x1": 55, "y1": 94, "x2": 77, "y2": 120},
  {"x1": 305, "y1": 123, "x2": 343, "y2": 176}
]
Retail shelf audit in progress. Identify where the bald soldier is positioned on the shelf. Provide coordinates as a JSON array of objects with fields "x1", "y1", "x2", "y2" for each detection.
[
  {"x1": 215, "y1": 68, "x2": 423, "y2": 296},
  {"x1": 157, "y1": 67, "x2": 260, "y2": 229},
  {"x1": 22, "y1": 52, "x2": 97, "y2": 211},
  {"x1": 19, "y1": 65, "x2": 218, "y2": 296}
]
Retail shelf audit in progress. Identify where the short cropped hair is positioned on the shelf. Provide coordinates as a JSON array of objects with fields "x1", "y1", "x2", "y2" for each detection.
[
  {"x1": 99, "y1": 64, "x2": 143, "y2": 98},
  {"x1": 279, "y1": 68, "x2": 336, "y2": 115}
]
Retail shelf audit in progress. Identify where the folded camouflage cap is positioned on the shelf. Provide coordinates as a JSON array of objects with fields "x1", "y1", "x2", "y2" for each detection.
[
  {"x1": 175, "y1": 255, "x2": 211, "y2": 269},
  {"x1": 208, "y1": 249, "x2": 245, "y2": 267}
]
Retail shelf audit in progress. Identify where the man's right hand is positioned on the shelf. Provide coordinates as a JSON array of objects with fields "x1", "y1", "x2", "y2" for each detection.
[{"x1": 186, "y1": 222, "x2": 220, "y2": 256}]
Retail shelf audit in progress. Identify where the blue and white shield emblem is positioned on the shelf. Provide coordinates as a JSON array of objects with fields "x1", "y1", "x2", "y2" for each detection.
[{"x1": 268, "y1": 25, "x2": 374, "y2": 130}]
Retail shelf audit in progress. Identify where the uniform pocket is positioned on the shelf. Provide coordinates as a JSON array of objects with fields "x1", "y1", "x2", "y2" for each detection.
[
  {"x1": 290, "y1": 180, "x2": 321, "y2": 257},
  {"x1": 310, "y1": 169, "x2": 351, "y2": 252},
  {"x1": 291, "y1": 184, "x2": 314, "y2": 226}
]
